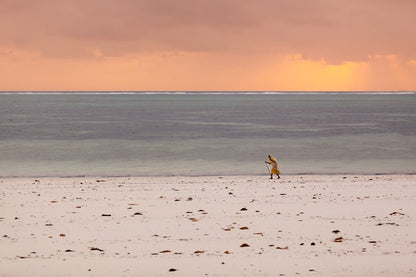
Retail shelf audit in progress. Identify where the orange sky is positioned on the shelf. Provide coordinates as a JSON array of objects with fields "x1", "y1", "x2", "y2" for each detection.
[{"x1": 1, "y1": 0, "x2": 415, "y2": 91}]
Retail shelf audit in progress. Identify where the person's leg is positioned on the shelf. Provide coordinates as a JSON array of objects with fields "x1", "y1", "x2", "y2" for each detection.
[
  {"x1": 270, "y1": 174, "x2": 273, "y2": 179},
  {"x1": 277, "y1": 174, "x2": 280, "y2": 179}
]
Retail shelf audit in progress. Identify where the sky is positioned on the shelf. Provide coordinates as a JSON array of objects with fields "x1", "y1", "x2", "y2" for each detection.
[{"x1": 1, "y1": 0, "x2": 415, "y2": 91}]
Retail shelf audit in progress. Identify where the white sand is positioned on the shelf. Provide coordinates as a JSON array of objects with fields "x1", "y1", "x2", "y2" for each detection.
[{"x1": 0, "y1": 175, "x2": 415, "y2": 276}]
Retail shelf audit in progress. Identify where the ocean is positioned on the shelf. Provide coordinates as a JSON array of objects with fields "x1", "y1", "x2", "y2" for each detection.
[{"x1": 0, "y1": 91, "x2": 415, "y2": 177}]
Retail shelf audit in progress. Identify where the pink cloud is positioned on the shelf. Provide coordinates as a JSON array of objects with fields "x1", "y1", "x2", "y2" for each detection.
[{"x1": 1, "y1": 0, "x2": 415, "y2": 63}]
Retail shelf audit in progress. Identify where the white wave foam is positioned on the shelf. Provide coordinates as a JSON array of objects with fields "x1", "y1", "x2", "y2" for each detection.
[{"x1": 0, "y1": 91, "x2": 414, "y2": 95}]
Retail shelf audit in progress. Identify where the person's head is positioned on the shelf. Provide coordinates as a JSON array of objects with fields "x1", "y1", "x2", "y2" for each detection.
[{"x1": 268, "y1": 154, "x2": 271, "y2": 160}]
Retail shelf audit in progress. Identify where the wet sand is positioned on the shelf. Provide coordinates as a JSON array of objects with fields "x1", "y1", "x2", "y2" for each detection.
[{"x1": 1, "y1": 175, "x2": 415, "y2": 276}]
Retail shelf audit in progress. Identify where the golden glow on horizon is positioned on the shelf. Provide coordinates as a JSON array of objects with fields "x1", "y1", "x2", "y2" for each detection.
[
  {"x1": 1, "y1": 51, "x2": 415, "y2": 91},
  {"x1": 265, "y1": 55, "x2": 361, "y2": 91}
]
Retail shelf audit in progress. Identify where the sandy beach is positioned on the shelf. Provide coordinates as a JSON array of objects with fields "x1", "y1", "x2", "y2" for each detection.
[{"x1": 0, "y1": 175, "x2": 415, "y2": 276}]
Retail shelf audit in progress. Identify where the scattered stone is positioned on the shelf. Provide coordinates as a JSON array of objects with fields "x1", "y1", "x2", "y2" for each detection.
[
  {"x1": 65, "y1": 249, "x2": 75, "y2": 252},
  {"x1": 369, "y1": 241, "x2": 377, "y2": 244},
  {"x1": 276, "y1": 246, "x2": 289, "y2": 250},
  {"x1": 189, "y1": 218, "x2": 198, "y2": 222},
  {"x1": 332, "y1": 230, "x2": 340, "y2": 234},
  {"x1": 160, "y1": 250, "x2": 171, "y2": 253},
  {"x1": 133, "y1": 212, "x2": 143, "y2": 216},
  {"x1": 390, "y1": 211, "x2": 405, "y2": 216},
  {"x1": 240, "y1": 243, "x2": 250, "y2": 247},
  {"x1": 45, "y1": 224, "x2": 53, "y2": 226},
  {"x1": 194, "y1": 250, "x2": 205, "y2": 254},
  {"x1": 169, "y1": 268, "x2": 177, "y2": 272},
  {"x1": 240, "y1": 208, "x2": 247, "y2": 211},
  {"x1": 311, "y1": 242, "x2": 316, "y2": 246},
  {"x1": 187, "y1": 197, "x2": 193, "y2": 201},
  {"x1": 89, "y1": 247, "x2": 104, "y2": 252},
  {"x1": 391, "y1": 223, "x2": 399, "y2": 226},
  {"x1": 333, "y1": 237, "x2": 343, "y2": 242},
  {"x1": 224, "y1": 250, "x2": 231, "y2": 254},
  {"x1": 240, "y1": 226, "x2": 249, "y2": 230},
  {"x1": 223, "y1": 228, "x2": 231, "y2": 231},
  {"x1": 59, "y1": 234, "x2": 66, "y2": 237},
  {"x1": 101, "y1": 214, "x2": 111, "y2": 217}
]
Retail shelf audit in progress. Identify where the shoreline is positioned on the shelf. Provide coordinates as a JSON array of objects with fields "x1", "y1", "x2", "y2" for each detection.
[
  {"x1": 1, "y1": 175, "x2": 415, "y2": 276},
  {"x1": 1, "y1": 172, "x2": 416, "y2": 179}
]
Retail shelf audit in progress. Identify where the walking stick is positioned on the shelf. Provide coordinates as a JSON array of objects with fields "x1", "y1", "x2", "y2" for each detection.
[{"x1": 265, "y1": 163, "x2": 271, "y2": 174}]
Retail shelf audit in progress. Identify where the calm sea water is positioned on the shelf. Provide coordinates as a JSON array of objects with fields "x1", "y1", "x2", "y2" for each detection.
[{"x1": 0, "y1": 91, "x2": 415, "y2": 177}]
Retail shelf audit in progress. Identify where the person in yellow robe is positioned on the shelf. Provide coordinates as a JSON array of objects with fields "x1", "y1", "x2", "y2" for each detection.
[{"x1": 265, "y1": 154, "x2": 280, "y2": 179}]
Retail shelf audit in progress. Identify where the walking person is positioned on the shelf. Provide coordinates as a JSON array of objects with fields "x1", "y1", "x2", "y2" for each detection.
[{"x1": 265, "y1": 154, "x2": 280, "y2": 179}]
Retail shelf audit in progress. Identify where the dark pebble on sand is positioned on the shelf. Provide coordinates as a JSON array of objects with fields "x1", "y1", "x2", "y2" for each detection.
[
  {"x1": 332, "y1": 230, "x2": 340, "y2": 234},
  {"x1": 240, "y1": 243, "x2": 250, "y2": 247},
  {"x1": 89, "y1": 247, "x2": 104, "y2": 252},
  {"x1": 169, "y1": 268, "x2": 177, "y2": 272},
  {"x1": 311, "y1": 242, "x2": 316, "y2": 246},
  {"x1": 101, "y1": 214, "x2": 111, "y2": 217},
  {"x1": 133, "y1": 212, "x2": 143, "y2": 216},
  {"x1": 240, "y1": 208, "x2": 247, "y2": 211}
]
